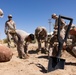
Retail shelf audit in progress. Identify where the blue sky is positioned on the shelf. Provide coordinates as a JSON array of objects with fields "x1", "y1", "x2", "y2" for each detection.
[{"x1": 0, "y1": 0, "x2": 76, "y2": 39}]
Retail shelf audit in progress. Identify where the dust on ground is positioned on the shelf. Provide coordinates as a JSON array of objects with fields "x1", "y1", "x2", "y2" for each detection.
[{"x1": 0, "y1": 43, "x2": 76, "y2": 75}]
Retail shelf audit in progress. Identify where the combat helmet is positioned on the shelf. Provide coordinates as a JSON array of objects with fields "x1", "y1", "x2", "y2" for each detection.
[{"x1": 8, "y1": 14, "x2": 12, "y2": 18}]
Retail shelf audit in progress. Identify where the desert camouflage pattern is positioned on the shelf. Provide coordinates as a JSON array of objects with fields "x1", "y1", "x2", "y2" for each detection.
[
  {"x1": 35, "y1": 26, "x2": 48, "y2": 53},
  {"x1": 12, "y1": 30, "x2": 29, "y2": 59},
  {"x1": 49, "y1": 16, "x2": 66, "y2": 56},
  {"x1": 67, "y1": 26, "x2": 76, "y2": 56},
  {"x1": 50, "y1": 23, "x2": 76, "y2": 57},
  {"x1": 5, "y1": 20, "x2": 16, "y2": 48}
]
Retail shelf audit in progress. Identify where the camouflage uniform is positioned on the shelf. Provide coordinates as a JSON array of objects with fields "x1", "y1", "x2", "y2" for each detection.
[
  {"x1": 49, "y1": 14, "x2": 66, "y2": 56},
  {"x1": 13, "y1": 30, "x2": 34, "y2": 59},
  {"x1": 72, "y1": 46, "x2": 76, "y2": 55},
  {"x1": 66, "y1": 25, "x2": 76, "y2": 50},
  {"x1": 35, "y1": 26, "x2": 48, "y2": 53},
  {"x1": 5, "y1": 15, "x2": 16, "y2": 48},
  {"x1": 67, "y1": 34, "x2": 76, "y2": 55}
]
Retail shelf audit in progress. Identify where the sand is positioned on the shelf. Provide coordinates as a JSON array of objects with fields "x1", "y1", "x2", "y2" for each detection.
[{"x1": 0, "y1": 43, "x2": 76, "y2": 75}]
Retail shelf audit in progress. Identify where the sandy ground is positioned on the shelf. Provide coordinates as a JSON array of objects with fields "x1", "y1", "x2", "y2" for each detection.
[{"x1": 0, "y1": 43, "x2": 76, "y2": 75}]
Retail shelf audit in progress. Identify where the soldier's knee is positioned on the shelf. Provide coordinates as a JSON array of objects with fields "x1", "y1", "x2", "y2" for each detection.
[{"x1": 72, "y1": 46, "x2": 76, "y2": 55}]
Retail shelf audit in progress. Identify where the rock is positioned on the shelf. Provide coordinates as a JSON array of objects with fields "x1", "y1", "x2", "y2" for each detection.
[
  {"x1": 0, "y1": 9, "x2": 4, "y2": 18},
  {"x1": 0, "y1": 44, "x2": 13, "y2": 62}
]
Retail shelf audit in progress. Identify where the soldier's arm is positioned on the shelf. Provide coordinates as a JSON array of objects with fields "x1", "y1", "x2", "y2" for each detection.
[
  {"x1": 13, "y1": 21, "x2": 16, "y2": 30},
  {"x1": 61, "y1": 19, "x2": 66, "y2": 25},
  {"x1": 4, "y1": 22, "x2": 8, "y2": 34}
]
